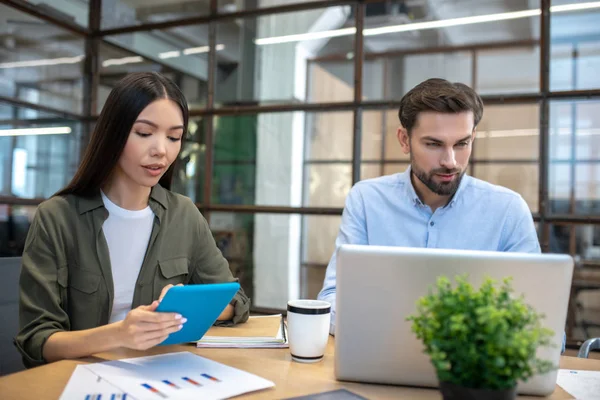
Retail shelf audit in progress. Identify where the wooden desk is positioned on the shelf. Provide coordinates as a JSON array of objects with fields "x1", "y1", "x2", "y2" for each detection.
[{"x1": 1, "y1": 338, "x2": 599, "y2": 400}]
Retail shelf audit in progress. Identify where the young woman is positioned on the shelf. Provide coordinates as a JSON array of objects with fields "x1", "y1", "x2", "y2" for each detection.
[{"x1": 15, "y1": 72, "x2": 249, "y2": 367}]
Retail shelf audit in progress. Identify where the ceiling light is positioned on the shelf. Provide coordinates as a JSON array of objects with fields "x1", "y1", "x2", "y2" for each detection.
[
  {"x1": 550, "y1": 1, "x2": 600, "y2": 12},
  {"x1": 254, "y1": 1, "x2": 600, "y2": 45},
  {"x1": 183, "y1": 46, "x2": 209, "y2": 55},
  {"x1": 0, "y1": 55, "x2": 84, "y2": 69},
  {"x1": 363, "y1": 10, "x2": 540, "y2": 36},
  {"x1": 183, "y1": 44, "x2": 225, "y2": 55},
  {"x1": 0, "y1": 127, "x2": 72, "y2": 137},
  {"x1": 255, "y1": 27, "x2": 356, "y2": 45},
  {"x1": 102, "y1": 56, "x2": 144, "y2": 67},
  {"x1": 159, "y1": 50, "x2": 181, "y2": 59}
]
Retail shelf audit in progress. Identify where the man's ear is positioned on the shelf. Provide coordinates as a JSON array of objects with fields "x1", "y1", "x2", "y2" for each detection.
[
  {"x1": 397, "y1": 127, "x2": 410, "y2": 155},
  {"x1": 471, "y1": 129, "x2": 477, "y2": 143}
]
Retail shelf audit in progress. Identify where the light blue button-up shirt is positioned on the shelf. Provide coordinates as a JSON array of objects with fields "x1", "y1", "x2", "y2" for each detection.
[{"x1": 317, "y1": 167, "x2": 566, "y2": 350}]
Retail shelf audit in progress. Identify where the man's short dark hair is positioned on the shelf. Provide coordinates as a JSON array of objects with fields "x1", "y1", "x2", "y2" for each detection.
[{"x1": 398, "y1": 78, "x2": 484, "y2": 134}]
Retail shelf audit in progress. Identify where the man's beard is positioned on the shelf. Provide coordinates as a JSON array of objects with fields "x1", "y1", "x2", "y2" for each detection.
[{"x1": 411, "y1": 160, "x2": 465, "y2": 196}]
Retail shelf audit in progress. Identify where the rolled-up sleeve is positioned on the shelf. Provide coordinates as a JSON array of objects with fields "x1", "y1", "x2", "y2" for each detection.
[
  {"x1": 190, "y1": 210, "x2": 250, "y2": 326},
  {"x1": 15, "y1": 207, "x2": 69, "y2": 368}
]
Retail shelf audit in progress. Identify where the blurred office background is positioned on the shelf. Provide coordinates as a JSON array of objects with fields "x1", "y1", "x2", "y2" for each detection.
[{"x1": 0, "y1": 0, "x2": 599, "y2": 349}]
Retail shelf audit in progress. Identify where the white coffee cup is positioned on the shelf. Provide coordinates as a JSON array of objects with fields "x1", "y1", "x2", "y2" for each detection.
[{"x1": 286, "y1": 299, "x2": 331, "y2": 363}]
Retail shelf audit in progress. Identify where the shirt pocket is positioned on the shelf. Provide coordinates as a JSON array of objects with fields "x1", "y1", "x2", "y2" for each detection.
[
  {"x1": 67, "y1": 267, "x2": 103, "y2": 329},
  {"x1": 70, "y1": 269, "x2": 101, "y2": 294},
  {"x1": 57, "y1": 266, "x2": 69, "y2": 309},
  {"x1": 155, "y1": 257, "x2": 190, "y2": 295}
]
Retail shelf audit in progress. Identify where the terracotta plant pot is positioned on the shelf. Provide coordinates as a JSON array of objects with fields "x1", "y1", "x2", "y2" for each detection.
[{"x1": 439, "y1": 381, "x2": 517, "y2": 400}]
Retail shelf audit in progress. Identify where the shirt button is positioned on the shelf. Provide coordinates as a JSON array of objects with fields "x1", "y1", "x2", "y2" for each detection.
[{"x1": 430, "y1": 221, "x2": 435, "y2": 226}]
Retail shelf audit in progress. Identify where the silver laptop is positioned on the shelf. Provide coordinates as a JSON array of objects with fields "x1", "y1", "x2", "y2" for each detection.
[{"x1": 334, "y1": 245, "x2": 574, "y2": 396}]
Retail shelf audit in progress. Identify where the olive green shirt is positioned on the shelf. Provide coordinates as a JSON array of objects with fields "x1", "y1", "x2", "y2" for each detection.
[{"x1": 15, "y1": 185, "x2": 250, "y2": 367}]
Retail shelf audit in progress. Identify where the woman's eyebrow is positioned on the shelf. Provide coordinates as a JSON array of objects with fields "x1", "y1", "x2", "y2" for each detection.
[
  {"x1": 135, "y1": 119, "x2": 184, "y2": 130},
  {"x1": 135, "y1": 119, "x2": 158, "y2": 128}
]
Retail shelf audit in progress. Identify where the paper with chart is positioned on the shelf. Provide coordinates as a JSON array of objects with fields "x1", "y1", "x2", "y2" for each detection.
[
  {"x1": 557, "y1": 369, "x2": 600, "y2": 400},
  {"x1": 83, "y1": 351, "x2": 275, "y2": 400},
  {"x1": 59, "y1": 364, "x2": 131, "y2": 400}
]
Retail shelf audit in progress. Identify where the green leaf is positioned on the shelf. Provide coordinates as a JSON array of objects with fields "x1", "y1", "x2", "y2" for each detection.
[{"x1": 408, "y1": 275, "x2": 556, "y2": 390}]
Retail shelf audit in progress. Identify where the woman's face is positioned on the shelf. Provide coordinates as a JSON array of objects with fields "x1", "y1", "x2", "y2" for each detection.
[{"x1": 116, "y1": 98, "x2": 184, "y2": 189}]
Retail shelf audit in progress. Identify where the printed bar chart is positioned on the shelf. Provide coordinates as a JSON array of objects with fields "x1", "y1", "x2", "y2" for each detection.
[
  {"x1": 141, "y1": 383, "x2": 167, "y2": 398},
  {"x1": 162, "y1": 380, "x2": 180, "y2": 389},
  {"x1": 71, "y1": 352, "x2": 274, "y2": 400},
  {"x1": 182, "y1": 377, "x2": 202, "y2": 387},
  {"x1": 201, "y1": 373, "x2": 221, "y2": 382}
]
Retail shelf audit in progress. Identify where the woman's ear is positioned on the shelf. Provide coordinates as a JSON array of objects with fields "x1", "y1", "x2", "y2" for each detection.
[{"x1": 397, "y1": 127, "x2": 410, "y2": 155}]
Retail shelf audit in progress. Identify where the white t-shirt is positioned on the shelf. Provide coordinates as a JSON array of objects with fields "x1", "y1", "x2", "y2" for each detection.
[{"x1": 101, "y1": 191, "x2": 154, "y2": 323}]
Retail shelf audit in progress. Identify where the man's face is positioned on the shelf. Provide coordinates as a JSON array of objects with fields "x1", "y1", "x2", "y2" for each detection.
[{"x1": 398, "y1": 111, "x2": 475, "y2": 196}]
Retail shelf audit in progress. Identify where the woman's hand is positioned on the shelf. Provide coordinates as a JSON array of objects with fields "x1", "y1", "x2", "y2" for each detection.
[
  {"x1": 117, "y1": 301, "x2": 185, "y2": 350},
  {"x1": 159, "y1": 283, "x2": 183, "y2": 302}
]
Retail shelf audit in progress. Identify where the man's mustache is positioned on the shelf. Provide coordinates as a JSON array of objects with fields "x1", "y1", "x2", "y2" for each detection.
[{"x1": 430, "y1": 168, "x2": 461, "y2": 175}]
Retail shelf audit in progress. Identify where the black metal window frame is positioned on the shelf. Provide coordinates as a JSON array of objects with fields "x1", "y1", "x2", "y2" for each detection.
[{"x1": 2, "y1": 0, "x2": 600, "y2": 340}]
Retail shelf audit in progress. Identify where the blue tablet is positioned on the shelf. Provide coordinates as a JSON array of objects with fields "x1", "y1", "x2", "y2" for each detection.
[{"x1": 155, "y1": 282, "x2": 239, "y2": 345}]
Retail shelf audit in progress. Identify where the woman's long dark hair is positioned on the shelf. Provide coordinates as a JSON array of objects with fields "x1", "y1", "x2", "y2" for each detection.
[{"x1": 55, "y1": 72, "x2": 189, "y2": 197}]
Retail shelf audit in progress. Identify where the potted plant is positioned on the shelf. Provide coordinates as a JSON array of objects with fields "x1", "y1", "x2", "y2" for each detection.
[{"x1": 407, "y1": 275, "x2": 556, "y2": 400}]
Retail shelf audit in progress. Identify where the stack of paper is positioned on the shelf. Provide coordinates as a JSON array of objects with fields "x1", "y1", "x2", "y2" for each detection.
[
  {"x1": 60, "y1": 352, "x2": 275, "y2": 400},
  {"x1": 557, "y1": 369, "x2": 600, "y2": 400},
  {"x1": 197, "y1": 314, "x2": 288, "y2": 348}
]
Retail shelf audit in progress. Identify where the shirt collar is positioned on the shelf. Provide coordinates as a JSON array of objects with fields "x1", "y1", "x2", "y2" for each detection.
[
  {"x1": 149, "y1": 184, "x2": 169, "y2": 210},
  {"x1": 77, "y1": 184, "x2": 169, "y2": 215},
  {"x1": 399, "y1": 166, "x2": 423, "y2": 207},
  {"x1": 448, "y1": 172, "x2": 471, "y2": 208},
  {"x1": 399, "y1": 165, "x2": 471, "y2": 208}
]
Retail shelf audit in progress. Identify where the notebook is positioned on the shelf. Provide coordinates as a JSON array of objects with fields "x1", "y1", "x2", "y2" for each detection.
[{"x1": 196, "y1": 314, "x2": 288, "y2": 348}]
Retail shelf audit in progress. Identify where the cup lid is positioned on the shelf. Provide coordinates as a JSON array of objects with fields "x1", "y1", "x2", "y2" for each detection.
[{"x1": 287, "y1": 299, "x2": 331, "y2": 315}]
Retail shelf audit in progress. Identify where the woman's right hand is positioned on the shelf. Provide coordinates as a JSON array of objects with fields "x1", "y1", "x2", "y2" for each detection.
[{"x1": 117, "y1": 301, "x2": 186, "y2": 350}]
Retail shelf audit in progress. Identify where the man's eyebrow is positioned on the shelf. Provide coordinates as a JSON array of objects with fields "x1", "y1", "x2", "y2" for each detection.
[
  {"x1": 421, "y1": 135, "x2": 472, "y2": 144},
  {"x1": 455, "y1": 134, "x2": 473, "y2": 143},
  {"x1": 421, "y1": 136, "x2": 444, "y2": 143}
]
